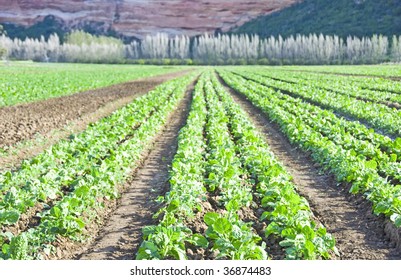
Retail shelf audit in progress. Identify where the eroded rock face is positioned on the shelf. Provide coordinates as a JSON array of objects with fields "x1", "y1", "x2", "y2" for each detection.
[{"x1": 0, "y1": 0, "x2": 299, "y2": 38}]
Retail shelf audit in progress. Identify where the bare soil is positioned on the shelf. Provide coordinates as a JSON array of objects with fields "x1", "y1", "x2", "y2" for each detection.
[
  {"x1": 76, "y1": 83, "x2": 194, "y2": 260},
  {"x1": 239, "y1": 205, "x2": 286, "y2": 260},
  {"x1": 219, "y1": 74, "x2": 401, "y2": 260},
  {"x1": 0, "y1": 71, "x2": 189, "y2": 170}
]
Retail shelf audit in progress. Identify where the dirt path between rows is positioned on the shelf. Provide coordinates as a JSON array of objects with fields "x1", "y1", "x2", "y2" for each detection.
[
  {"x1": 77, "y1": 83, "x2": 194, "y2": 260},
  {"x1": 218, "y1": 74, "x2": 401, "y2": 260},
  {"x1": 0, "y1": 70, "x2": 190, "y2": 170}
]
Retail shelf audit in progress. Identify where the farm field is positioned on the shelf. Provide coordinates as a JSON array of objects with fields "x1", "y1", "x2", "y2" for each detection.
[
  {"x1": 0, "y1": 63, "x2": 189, "y2": 170},
  {"x1": 1, "y1": 63, "x2": 401, "y2": 260},
  {"x1": 0, "y1": 63, "x2": 186, "y2": 107}
]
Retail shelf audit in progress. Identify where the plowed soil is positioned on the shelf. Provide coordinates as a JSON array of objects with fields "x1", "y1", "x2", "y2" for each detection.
[
  {"x1": 0, "y1": 71, "x2": 189, "y2": 169},
  {"x1": 218, "y1": 74, "x2": 401, "y2": 260}
]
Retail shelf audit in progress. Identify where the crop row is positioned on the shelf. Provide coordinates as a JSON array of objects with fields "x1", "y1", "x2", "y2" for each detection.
[
  {"x1": 254, "y1": 69, "x2": 401, "y2": 105},
  {"x1": 136, "y1": 73, "x2": 209, "y2": 260},
  {"x1": 218, "y1": 70, "x2": 401, "y2": 228},
  {"x1": 287, "y1": 65, "x2": 401, "y2": 79},
  {"x1": 279, "y1": 67, "x2": 401, "y2": 94},
  {"x1": 137, "y1": 73, "x2": 267, "y2": 260},
  {"x1": 233, "y1": 70, "x2": 401, "y2": 138},
  {"x1": 137, "y1": 71, "x2": 336, "y2": 260},
  {"x1": 0, "y1": 73, "x2": 195, "y2": 259},
  {"x1": 233, "y1": 72, "x2": 401, "y2": 180}
]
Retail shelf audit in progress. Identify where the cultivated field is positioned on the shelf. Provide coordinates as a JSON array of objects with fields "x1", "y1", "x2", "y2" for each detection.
[{"x1": 1, "y1": 63, "x2": 401, "y2": 260}]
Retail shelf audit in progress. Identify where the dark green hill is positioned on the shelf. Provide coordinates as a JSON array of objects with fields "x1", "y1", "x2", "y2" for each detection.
[
  {"x1": 2, "y1": 16, "x2": 65, "y2": 41},
  {"x1": 1, "y1": 15, "x2": 124, "y2": 43},
  {"x1": 233, "y1": 0, "x2": 401, "y2": 38}
]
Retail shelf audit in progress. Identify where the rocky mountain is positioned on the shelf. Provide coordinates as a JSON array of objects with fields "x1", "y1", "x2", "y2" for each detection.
[{"x1": 0, "y1": 0, "x2": 299, "y2": 39}]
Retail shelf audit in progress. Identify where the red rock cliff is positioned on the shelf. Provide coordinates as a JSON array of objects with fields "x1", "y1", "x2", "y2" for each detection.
[{"x1": 0, "y1": 0, "x2": 300, "y2": 38}]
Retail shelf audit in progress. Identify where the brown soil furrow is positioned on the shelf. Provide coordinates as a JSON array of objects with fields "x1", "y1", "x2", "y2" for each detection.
[
  {"x1": 218, "y1": 74, "x2": 401, "y2": 260},
  {"x1": 0, "y1": 70, "x2": 190, "y2": 170},
  {"x1": 77, "y1": 83, "x2": 194, "y2": 260}
]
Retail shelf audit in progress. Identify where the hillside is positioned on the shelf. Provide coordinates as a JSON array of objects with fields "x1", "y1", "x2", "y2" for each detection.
[
  {"x1": 0, "y1": 0, "x2": 298, "y2": 40},
  {"x1": 233, "y1": 0, "x2": 401, "y2": 38}
]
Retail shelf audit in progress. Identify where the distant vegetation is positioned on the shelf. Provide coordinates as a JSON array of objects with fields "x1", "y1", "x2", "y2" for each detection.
[
  {"x1": 234, "y1": 0, "x2": 401, "y2": 38},
  {"x1": 64, "y1": 31, "x2": 123, "y2": 47}
]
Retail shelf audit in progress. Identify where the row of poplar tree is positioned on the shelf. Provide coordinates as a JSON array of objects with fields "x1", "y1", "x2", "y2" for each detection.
[{"x1": 1, "y1": 31, "x2": 401, "y2": 64}]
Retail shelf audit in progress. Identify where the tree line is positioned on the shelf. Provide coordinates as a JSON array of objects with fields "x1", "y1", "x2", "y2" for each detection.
[{"x1": 1, "y1": 30, "x2": 401, "y2": 65}]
